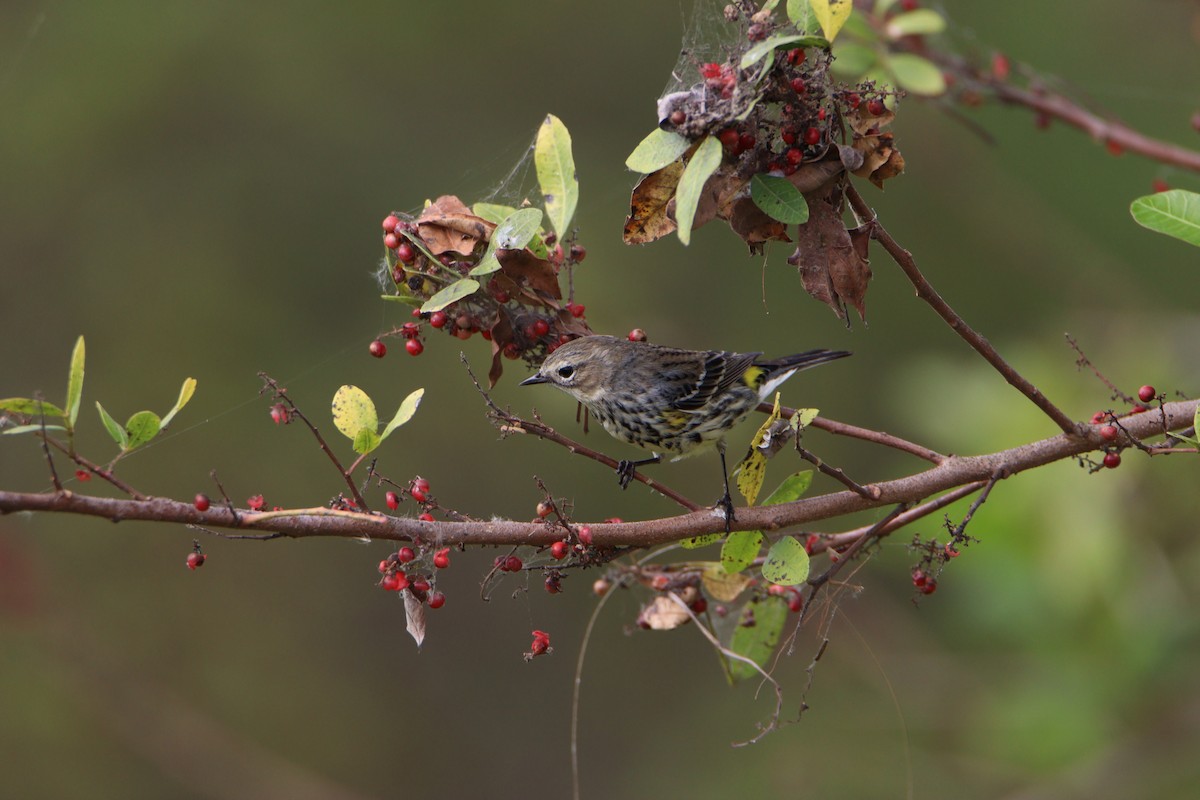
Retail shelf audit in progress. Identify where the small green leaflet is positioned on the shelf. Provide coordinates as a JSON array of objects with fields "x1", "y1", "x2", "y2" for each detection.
[
  {"x1": 762, "y1": 471, "x2": 813, "y2": 505},
  {"x1": 66, "y1": 335, "x2": 85, "y2": 431},
  {"x1": 721, "y1": 530, "x2": 764, "y2": 573},
  {"x1": 96, "y1": 402, "x2": 128, "y2": 449},
  {"x1": 625, "y1": 128, "x2": 692, "y2": 174},
  {"x1": 124, "y1": 410, "x2": 161, "y2": 450},
  {"x1": 472, "y1": 202, "x2": 518, "y2": 224},
  {"x1": 728, "y1": 597, "x2": 787, "y2": 682},
  {"x1": 750, "y1": 173, "x2": 810, "y2": 224},
  {"x1": 470, "y1": 208, "x2": 544, "y2": 276},
  {"x1": 675, "y1": 135, "x2": 723, "y2": 246},
  {"x1": 830, "y1": 41, "x2": 876, "y2": 78},
  {"x1": 761, "y1": 535, "x2": 810, "y2": 586},
  {"x1": 535, "y1": 114, "x2": 578, "y2": 239},
  {"x1": 381, "y1": 293, "x2": 423, "y2": 308},
  {"x1": 887, "y1": 53, "x2": 946, "y2": 96},
  {"x1": 380, "y1": 388, "x2": 424, "y2": 441},
  {"x1": 740, "y1": 33, "x2": 829, "y2": 69},
  {"x1": 0, "y1": 398, "x2": 65, "y2": 417},
  {"x1": 885, "y1": 8, "x2": 945, "y2": 37},
  {"x1": 159, "y1": 377, "x2": 197, "y2": 430},
  {"x1": 2, "y1": 424, "x2": 66, "y2": 436},
  {"x1": 331, "y1": 385, "x2": 378, "y2": 454},
  {"x1": 1130, "y1": 190, "x2": 1200, "y2": 248},
  {"x1": 421, "y1": 278, "x2": 479, "y2": 313}
]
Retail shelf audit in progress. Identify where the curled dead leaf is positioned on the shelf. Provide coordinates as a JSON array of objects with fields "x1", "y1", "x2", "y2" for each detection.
[
  {"x1": 624, "y1": 161, "x2": 685, "y2": 245},
  {"x1": 788, "y1": 183, "x2": 871, "y2": 322},
  {"x1": 418, "y1": 195, "x2": 495, "y2": 256},
  {"x1": 638, "y1": 595, "x2": 691, "y2": 630}
]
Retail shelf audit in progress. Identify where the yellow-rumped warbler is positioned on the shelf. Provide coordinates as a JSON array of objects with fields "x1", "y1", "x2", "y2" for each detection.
[{"x1": 520, "y1": 335, "x2": 850, "y2": 518}]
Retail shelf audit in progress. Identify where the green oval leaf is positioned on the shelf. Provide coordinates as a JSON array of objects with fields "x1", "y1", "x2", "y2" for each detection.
[
  {"x1": 535, "y1": 114, "x2": 578, "y2": 238},
  {"x1": 721, "y1": 530, "x2": 764, "y2": 574},
  {"x1": 740, "y1": 33, "x2": 830, "y2": 69},
  {"x1": 787, "y1": 0, "x2": 820, "y2": 32},
  {"x1": 751, "y1": 173, "x2": 810, "y2": 224},
  {"x1": 124, "y1": 410, "x2": 161, "y2": 450},
  {"x1": 885, "y1": 8, "x2": 946, "y2": 37},
  {"x1": 331, "y1": 385, "x2": 378, "y2": 442},
  {"x1": 729, "y1": 597, "x2": 787, "y2": 682},
  {"x1": 0, "y1": 398, "x2": 66, "y2": 417},
  {"x1": 421, "y1": 278, "x2": 480, "y2": 313},
  {"x1": 3, "y1": 424, "x2": 67, "y2": 436},
  {"x1": 472, "y1": 202, "x2": 518, "y2": 225},
  {"x1": 761, "y1": 536, "x2": 811, "y2": 586},
  {"x1": 1130, "y1": 189, "x2": 1200, "y2": 248},
  {"x1": 159, "y1": 377, "x2": 197, "y2": 430},
  {"x1": 380, "y1": 388, "x2": 425, "y2": 442},
  {"x1": 675, "y1": 135, "x2": 723, "y2": 246},
  {"x1": 95, "y1": 402, "x2": 127, "y2": 448},
  {"x1": 886, "y1": 53, "x2": 946, "y2": 96},
  {"x1": 353, "y1": 427, "x2": 382, "y2": 455},
  {"x1": 626, "y1": 128, "x2": 692, "y2": 174},
  {"x1": 65, "y1": 335, "x2": 85, "y2": 430},
  {"x1": 762, "y1": 471, "x2": 813, "y2": 506},
  {"x1": 830, "y1": 41, "x2": 877, "y2": 78}
]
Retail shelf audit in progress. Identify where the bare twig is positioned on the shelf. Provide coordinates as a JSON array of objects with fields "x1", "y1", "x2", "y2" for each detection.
[
  {"x1": 1064, "y1": 334, "x2": 1137, "y2": 404},
  {"x1": 37, "y1": 397, "x2": 63, "y2": 492},
  {"x1": 761, "y1": 403, "x2": 946, "y2": 464},
  {"x1": 795, "y1": 444, "x2": 880, "y2": 499}
]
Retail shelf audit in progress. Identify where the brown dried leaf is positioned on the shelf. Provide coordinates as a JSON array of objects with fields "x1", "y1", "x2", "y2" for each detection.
[
  {"x1": 624, "y1": 161, "x2": 684, "y2": 245},
  {"x1": 403, "y1": 589, "x2": 426, "y2": 649},
  {"x1": 869, "y1": 148, "x2": 906, "y2": 188},
  {"x1": 725, "y1": 196, "x2": 791, "y2": 253},
  {"x1": 488, "y1": 314, "x2": 515, "y2": 388},
  {"x1": 497, "y1": 248, "x2": 561, "y2": 300},
  {"x1": 786, "y1": 157, "x2": 849, "y2": 193},
  {"x1": 417, "y1": 195, "x2": 495, "y2": 256},
  {"x1": 787, "y1": 183, "x2": 871, "y2": 322},
  {"x1": 637, "y1": 595, "x2": 691, "y2": 631}
]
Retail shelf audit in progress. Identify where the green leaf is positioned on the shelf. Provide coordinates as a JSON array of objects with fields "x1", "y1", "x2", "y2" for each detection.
[
  {"x1": 1130, "y1": 190, "x2": 1200, "y2": 247},
  {"x1": 740, "y1": 33, "x2": 830, "y2": 69},
  {"x1": 65, "y1": 335, "x2": 85, "y2": 431},
  {"x1": 535, "y1": 114, "x2": 578, "y2": 239},
  {"x1": 721, "y1": 530, "x2": 764, "y2": 573},
  {"x1": 421, "y1": 278, "x2": 480, "y2": 313},
  {"x1": 675, "y1": 135, "x2": 723, "y2": 246},
  {"x1": 885, "y1": 8, "x2": 946, "y2": 37},
  {"x1": 331, "y1": 385, "x2": 378, "y2": 442},
  {"x1": 0, "y1": 398, "x2": 66, "y2": 417},
  {"x1": 729, "y1": 598, "x2": 787, "y2": 682},
  {"x1": 789, "y1": 407, "x2": 819, "y2": 431},
  {"x1": 762, "y1": 471, "x2": 813, "y2": 506},
  {"x1": 470, "y1": 208, "x2": 545, "y2": 276},
  {"x1": 159, "y1": 377, "x2": 197, "y2": 430},
  {"x1": 681, "y1": 533, "x2": 722, "y2": 550},
  {"x1": 787, "y1": 0, "x2": 820, "y2": 32},
  {"x1": 750, "y1": 174, "x2": 810, "y2": 224},
  {"x1": 353, "y1": 426, "x2": 382, "y2": 455},
  {"x1": 472, "y1": 202, "x2": 518, "y2": 225},
  {"x1": 808, "y1": 0, "x2": 853, "y2": 42},
  {"x1": 124, "y1": 410, "x2": 161, "y2": 450},
  {"x1": 380, "y1": 388, "x2": 425, "y2": 442},
  {"x1": 625, "y1": 128, "x2": 692, "y2": 174},
  {"x1": 96, "y1": 402, "x2": 128, "y2": 448},
  {"x1": 3, "y1": 424, "x2": 67, "y2": 436},
  {"x1": 381, "y1": 293, "x2": 423, "y2": 307},
  {"x1": 886, "y1": 52, "x2": 946, "y2": 96},
  {"x1": 761, "y1": 536, "x2": 811, "y2": 586},
  {"x1": 830, "y1": 41, "x2": 877, "y2": 77}
]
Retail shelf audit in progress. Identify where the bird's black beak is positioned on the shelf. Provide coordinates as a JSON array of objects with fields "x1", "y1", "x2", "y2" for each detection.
[{"x1": 519, "y1": 374, "x2": 548, "y2": 386}]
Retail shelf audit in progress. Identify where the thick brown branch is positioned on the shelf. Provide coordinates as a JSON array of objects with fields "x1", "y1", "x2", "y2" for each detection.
[
  {"x1": 846, "y1": 184, "x2": 1080, "y2": 436},
  {"x1": 4, "y1": 400, "x2": 1194, "y2": 548}
]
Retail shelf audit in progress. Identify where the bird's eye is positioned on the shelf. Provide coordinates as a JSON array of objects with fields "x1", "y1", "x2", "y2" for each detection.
[{"x1": 557, "y1": 365, "x2": 575, "y2": 379}]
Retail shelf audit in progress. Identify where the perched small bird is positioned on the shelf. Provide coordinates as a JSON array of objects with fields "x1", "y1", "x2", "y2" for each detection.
[{"x1": 520, "y1": 335, "x2": 850, "y2": 521}]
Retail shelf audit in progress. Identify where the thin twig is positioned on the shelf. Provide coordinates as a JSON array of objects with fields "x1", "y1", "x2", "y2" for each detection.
[
  {"x1": 818, "y1": 481, "x2": 986, "y2": 551},
  {"x1": 845, "y1": 184, "x2": 1080, "y2": 436},
  {"x1": 42, "y1": 436, "x2": 147, "y2": 499},
  {"x1": 1064, "y1": 333, "x2": 1136, "y2": 404},
  {"x1": 946, "y1": 468, "x2": 1007, "y2": 541},
  {"x1": 760, "y1": 403, "x2": 945, "y2": 464},
  {"x1": 37, "y1": 397, "x2": 63, "y2": 492},
  {"x1": 795, "y1": 444, "x2": 879, "y2": 499}
]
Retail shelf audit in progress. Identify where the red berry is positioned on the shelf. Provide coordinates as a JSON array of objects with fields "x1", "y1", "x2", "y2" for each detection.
[
  {"x1": 738, "y1": 132, "x2": 756, "y2": 152},
  {"x1": 186, "y1": 552, "x2": 206, "y2": 570},
  {"x1": 395, "y1": 242, "x2": 415, "y2": 264},
  {"x1": 382, "y1": 215, "x2": 400, "y2": 232},
  {"x1": 550, "y1": 540, "x2": 569, "y2": 560},
  {"x1": 867, "y1": 99, "x2": 887, "y2": 116},
  {"x1": 690, "y1": 597, "x2": 708, "y2": 614},
  {"x1": 433, "y1": 548, "x2": 450, "y2": 569},
  {"x1": 700, "y1": 62, "x2": 722, "y2": 79},
  {"x1": 381, "y1": 571, "x2": 405, "y2": 591},
  {"x1": 787, "y1": 592, "x2": 803, "y2": 613},
  {"x1": 377, "y1": 559, "x2": 389, "y2": 574},
  {"x1": 1131, "y1": 404, "x2": 1148, "y2": 414},
  {"x1": 544, "y1": 575, "x2": 562, "y2": 594},
  {"x1": 577, "y1": 525, "x2": 593, "y2": 546},
  {"x1": 669, "y1": 109, "x2": 686, "y2": 126},
  {"x1": 529, "y1": 638, "x2": 549, "y2": 656},
  {"x1": 781, "y1": 130, "x2": 795, "y2": 145},
  {"x1": 786, "y1": 147, "x2": 803, "y2": 166},
  {"x1": 405, "y1": 339, "x2": 424, "y2": 356},
  {"x1": 418, "y1": 512, "x2": 434, "y2": 522},
  {"x1": 767, "y1": 584, "x2": 787, "y2": 597},
  {"x1": 247, "y1": 494, "x2": 265, "y2": 511},
  {"x1": 1106, "y1": 139, "x2": 1123, "y2": 157},
  {"x1": 194, "y1": 493, "x2": 210, "y2": 512},
  {"x1": 1098, "y1": 425, "x2": 1118, "y2": 442},
  {"x1": 817, "y1": 107, "x2": 826, "y2": 121},
  {"x1": 568, "y1": 303, "x2": 586, "y2": 318},
  {"x1": 504, "y1": 555, "x2": 523, "y2": 572},
  {"x1": 410, "y1": 488, "x2": 427, "y2": 504},
  {"x1": 411, "y1": 576, "x2": 430, "y2": 594},
  {"x1": 269, "y1": 403, "x2": 289, "y2": 424},
  {"x1": 429, "y1": 311, "x2": 447, "y2": 328},
  {"x1": 912, "y1": 570, "x2": 927, "y2": 588},
  {"x1": 628, "y1": 328, "x2": 647, "y2": 342},
  {"x1": 383, "y1": 233, "x2": 399, "y2": 250},
  {"x1": 398, "y1": 547, "x2": 415, "y2": 563},
  {"x1": 428, "y1": 591, "x2": 446, "y2": 609},
  {"x1": 944, "y1": 544, "x2": 959, "y2": 558},
  {"x1": 385, "y1": 491, "x2": 401, "y2": 510},
  {"x1": 991, "y1": 51, "x2": 1010, "y2": 82},
  {"x1": 803, "y1": 126, "x2": 821, "y2": 145},
  {"x1": 536, "y1": 501, "x2": 553, "y2": 519},
  {"x1": 786, "y1": 48, "x2": 805, "y2": 65},
  {"x1": 1137, "y1": 385, "x2": 1156, "y2": 403},
  {"x1": 400, "y1": 322, "x2": 420, "y2": 339},
  {"x1": 846, "y1": 92, "x2": 861, "y2": 109},
  {"x1": 569, "y1": 243, "x2": 587, "y2": 262},
  {"x1": 74, "y1": 468, "x2": 91, "y2": 482},
  {"x1": 901, "y1": 0, "x2": 919, "y2": 9},
  {"x1": 368, "y1": 339, "x2": 387, "y2": 358},
  {"x1": 918, "y1": 579, "x2": 938, "y2": 595},
  {"x1": 1090, "y1": 411, "x2": 1106, "y2": 425},
  {"x1": 790, "y1": 77, "x2": 806, "y2": 94},
  {"x1": 532, "y1": 319, "x2": 550, "y2": 337},
  {"x1": 1103, "y1": 451, "x2": 1121, "y2": 469},
  {"x1": 718, "y1": 128, "x2": 740, "y2": 151}
]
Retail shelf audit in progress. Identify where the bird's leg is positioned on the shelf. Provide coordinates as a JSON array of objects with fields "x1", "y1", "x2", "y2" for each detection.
[
  {"x1": 716, "y1": 441, "x2": 735, "y2": 534},
  {"x1": 616, "y1": 454, "x2": 661, "y2": 489}
]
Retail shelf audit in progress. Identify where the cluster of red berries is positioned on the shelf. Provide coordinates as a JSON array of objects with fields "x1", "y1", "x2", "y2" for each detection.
[
  {"x1": 495, "y1": 554, "x2": 523, "y2": 573},
  {"x1": 699, "y1": 61, "x2": 738, "y2": 100},
  {"x1": 766, "y1": 583, "x2": 804, "y2": 612},
  {"x1": 912, "y1": 570, "x2": 937, "y2": 595},
  {"x1": 377, "y1": 546, "x2": 447, "y2": 608},
  {"x1": 1087, "y1": 384, "x2": 1157, "y2": 469}
]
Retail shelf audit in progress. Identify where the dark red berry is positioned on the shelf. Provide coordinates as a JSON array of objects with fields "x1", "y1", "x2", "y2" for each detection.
[
  {"x1": 790, "y1": 77, "x2": 806, "y2": 94},
  {"x1": 1090, "y1": 411, "x2": 1106, "y2": 425},
  {"x1": 550, "y1": 540, "x2": 569, "y2": 560},
  {"x1": 867, "y1": 99, "x2": 887, "y2": 116},
  {"x1": 397, "y1": 547, "x2": 415, "y2": 564},
  {"x1": 194, "y1": 493, "x2": 210, "y2": 512},
  {"x1": 690, "y1": 597, "x2": 708, "y2": 614},
  {"x1": 400, "y1": 322, "x2": 419, "y2": 339},
  {"x1": 577, "y1": 525, "x2": 593, "y2": 546},
  {"x1": 186, "y1": 552, "x2": 206, "y2": 570},
  {"x1": 568, "y1": 303, "x2": 586, "y2": 318},
  {"x1": 385, "y1": 491, "x2": 401, "y2": 510},
  {"x1": 1106, "y1": 139, "x2": 1123, "y2": 157},
  {"x1": 74, "y1": 468, "x2": 91, "y2": 482},
  {"x1": 781, "y1": 130, "x2": 795, "y2": 145},
  {"x1": 429, "y1": 311, "x2": 447, "y2": 328},
  {"x1": 738, "y1": 132, "x2": 756, "y2": 152},
  {"x1": 395, "y1": 242, "x2": 415, "y2": 264},
  {"x1": 544, "y1": 575, "x2": 562, "y2": 594},
  {"x1": 803, "y1": 126, "x2": 821, "y2": 145},
  {"x1": 787, "y1": 592, "x2": 803, "y2": 613},
  {"x1": 411, "y1": 577, "x2": 430, "y2": 594},
  {"x1": 504, "y1": 555, "x2": 523, "y2": 572},
  {"x1": 383, "y1": 233, "x2": 399, "y2": 250},
  {"x1": 369, "y1": 339, "x2": 387, "y2": 358},
  {"x1": 786, "y1": 147, "x2": 803, "y2": 166},
  {"x1": 669, "y1": 109, "x2": 686, "y2": 126},
  {"x1": 377, "y1": 559, "x2": 389, "y2": 574},
  {"x1": 846, "y1": 92, "x2": 861, "y2": 109},
  {"x1": 382, "y1": 215, "x2": 400, "y2": 232},
  {"x1": 912, "y1": 570, "x2": 927, "y2": 588},
  {"x1": 405, "y1": 339, "x2": 424, "y2": 356},
  {"x1": 918, "y1": 579, "x2": 938, "y2": 595},
  {"x1": 569, "y1": 243, "x2": 587, "y2": 262},
  {"x1": 1103, "y1": 451, "x2": 1121, "y2": 469},
  {"x1": 433, "y1": 548, "x2": 450, "y2": 569},
  {"x1": 381, "y1": 571, "x2": 406, "y2": 591},
  {"x1": 786, "y1": 48, "x2": 805, "y2": 65},
  {"x1": 817, "y1": 107, "x2": 826, "y2": 121},
  {"x1": 1098, "y1": 425, "x2": 1118, "y2": 442},
  {"x1": 428, "y1": 591, "x2": 446, "y2": 609},
  {"x1": 532, "y1": 319, "x2": 550, "y2": 337},
  {"x1": 1137, "y1": 385, "x2": 1156, "y2": 403},
  {"x1": 418, "y1": 512, "x2": 434, "y2": 522},
  {"x1": 718, "y1": 128, "x2": 740, "y2": 151}
]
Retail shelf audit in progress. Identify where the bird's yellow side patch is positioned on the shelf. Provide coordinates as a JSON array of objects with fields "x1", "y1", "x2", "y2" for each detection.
[
  {"x1": 661, "y1": 410, "x2": 690, "y2": 429},
  {"x1": 742, "y1": 365, "x2": 766, "y2": 388}
]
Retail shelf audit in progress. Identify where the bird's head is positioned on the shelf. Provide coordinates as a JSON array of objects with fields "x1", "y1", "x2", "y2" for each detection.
[{"x1": 519, "y1": 335, "x2": 619, "y2": 403}]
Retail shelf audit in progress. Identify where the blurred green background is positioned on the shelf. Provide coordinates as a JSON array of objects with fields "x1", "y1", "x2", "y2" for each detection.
[{"x1": 2, "y1": 1, "x2": 1198, "y2": 797}]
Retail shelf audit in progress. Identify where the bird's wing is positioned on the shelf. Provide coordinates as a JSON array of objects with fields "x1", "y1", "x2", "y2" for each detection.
[{"x1": 671, "y1": 351, "x2": 760, "y2": 411}]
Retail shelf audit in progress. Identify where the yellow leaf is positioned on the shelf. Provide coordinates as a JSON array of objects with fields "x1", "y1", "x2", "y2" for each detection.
[
  {"x1": 736, "y1": 393, "x2": 781, "y2": 506},
  {"x1": 809, "y1": 0, "x2": 853, "y2": 42},
  {"x1": 702, "y1": 564, "x2": 754, "y2": 602}
]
